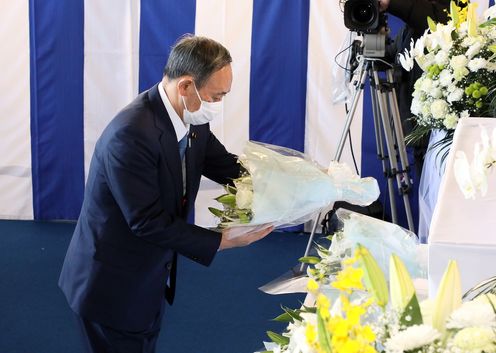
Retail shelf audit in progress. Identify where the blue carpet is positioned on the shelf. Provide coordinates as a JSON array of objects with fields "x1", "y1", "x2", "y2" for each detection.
[{"x1": 0, "y1": 220, "x2": 307, "y2": 353}]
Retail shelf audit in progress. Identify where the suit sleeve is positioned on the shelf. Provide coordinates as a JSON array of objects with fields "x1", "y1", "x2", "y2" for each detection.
[
  {"x1": 388, "y1": 0, "x2": 450, "y2": 35},
  {"x1": 104, "y1": 125, "x2": 221, "y2": 266},
  {"x1": 202, "y1": 130, "x2": 241, "y2": 185}
]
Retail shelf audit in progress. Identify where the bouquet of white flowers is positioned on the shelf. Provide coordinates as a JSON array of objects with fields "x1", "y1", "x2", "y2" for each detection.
[
  {"x1": 399, "y1": 1, "x2": 496, "y2": 143},
  {"x1": 209, "y1": 142, "x2": 380, "y2": 237}
]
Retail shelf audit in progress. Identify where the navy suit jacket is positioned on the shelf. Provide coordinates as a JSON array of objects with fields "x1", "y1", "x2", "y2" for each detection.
[{"x1": 58, "y1": 84, "x2": 240, "y2": 331}]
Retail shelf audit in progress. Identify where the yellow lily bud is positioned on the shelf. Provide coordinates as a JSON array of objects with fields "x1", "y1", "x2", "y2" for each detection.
[
  {"x1": 467, "y1": 3, "x2": 479, "y2": 37},
  {"x1": 389, "y1": 254, "x2": 415, "y2": 312},
  {"x1": 432, "y1": 260, "x2": 462, "y2": 332},
  {"x1": 356, "y1": 244, "x2": 389, "y2": 308},
  {"x1": 450, "y1": 1, "x2": 460, "y2": 27}
]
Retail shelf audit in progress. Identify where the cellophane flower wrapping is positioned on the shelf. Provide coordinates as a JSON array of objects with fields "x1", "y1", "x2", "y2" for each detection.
[
  {"x1": 225, "y1": 142, "x2": 380, "y2": 238},
  {"x1": 331, "y1": 209, "x2": 424, "y2": 278}
]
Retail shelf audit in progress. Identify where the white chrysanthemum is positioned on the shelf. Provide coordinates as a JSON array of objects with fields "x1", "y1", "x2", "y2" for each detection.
[
  {"x1": 452, "y1": 326, "x2": 496, "y2": 353},
  {"x1": 435, "y1": 50, "x2": 449, "y2": 66},
  {"x1": 431, "y1": 87, "x2": 443, "y2": 99},
  {"x1": 420, "y1": 78, "x2": 434, "y2": 92},
  {"x1": 235, "y1": 188, "x2": 253, "y2": 209},
  {"x1": 468, "y1": 58, "x2": 487, "y2": 72},
  {"x1": 454, "y1": 67, "x2": 469, "y2": 81},
  {"x1": 385, "y1": 324, "x2": 441, "y2": 353},
  {"x1": 447, "y1": 88, "x2": 464, "y2": 103},
  {"x1": 486, "y1": 61, "x2": 496, "y2": 71},
  {"x1": 443, "y1": 113, "x2": 459, "y2": 129},
  {"x1": 466, "y1": 41, "x2": 483, "y2": 59},
  {"x1": 234, "y1": 177, "x2": 253, "y2": 209},
  {"x1": 450, "y1": 55, "x2": 469, "y2": 71},
  {"x1": 439, "y1": 69, "x2": 454, "y2": 87},
  {"x1": 431, "y1": 99, "x2": 448, "y2": 119},
  {"x1": 447, "y1": 300, "x2": 496, "y2": 329},
  {"x1": 422, "y1": 102, "x2": 432, "y2": 118}
]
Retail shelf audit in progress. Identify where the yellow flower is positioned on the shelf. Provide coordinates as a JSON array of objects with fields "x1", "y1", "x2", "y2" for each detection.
[
  {"x1": 344, "y1": 304, "x2": 366, "y2": 326},
  {"x1": 356, "y1": 325, "x2": 376, "y2": 343},
  {"x1": 306, "y1": 323, "x2": 317, "y2": 344},
  {"x1": 331, "y1": 265, "x2": 365, "y2": 293},
  {"x1": 341, "y1": 339, "x2": 361, "y2": 353},
  {"x1": 307, "y1": 278, "x2": 319, "y2": 293},
  {"x1": 317, "y1": 294, "x2": 331, "y2": 320}
]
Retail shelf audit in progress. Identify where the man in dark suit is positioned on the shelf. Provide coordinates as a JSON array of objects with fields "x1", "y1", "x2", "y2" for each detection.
[
  {"x1": 380, "y1": 0, "x2": 451, "y2": 175},
  {"x1": 59, "y1": 35, "x2": 273, "y2": 353}
]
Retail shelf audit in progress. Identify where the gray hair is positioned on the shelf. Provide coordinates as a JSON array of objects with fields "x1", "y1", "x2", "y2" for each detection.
[{"x1": 163, "y1": 34, "x2": 232, "y2": 88}]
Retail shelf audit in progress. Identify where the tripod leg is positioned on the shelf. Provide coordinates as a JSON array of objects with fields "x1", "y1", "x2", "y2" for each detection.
[
  {"x1": 372, "y1": 67, "x2": 415, "y2": 232},
  {"x1": 386, "y1": 69, "x2": 415, "y2": 232},
  {"x1": 334, "y1": 61, "x2": 369, "y2": 161},
  {"x1": 369, "y1": 76, "x2": 398, "y2": 223}
]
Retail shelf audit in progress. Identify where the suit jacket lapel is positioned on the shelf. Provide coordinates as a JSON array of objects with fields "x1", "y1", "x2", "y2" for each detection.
[{"x1": 147, "y1": 84, "x2": 183, "y2": 210}]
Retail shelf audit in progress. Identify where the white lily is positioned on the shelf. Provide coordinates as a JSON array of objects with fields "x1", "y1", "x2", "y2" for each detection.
[{"x1": 432, "y1": 260, "x2": 462, "y2": 333}]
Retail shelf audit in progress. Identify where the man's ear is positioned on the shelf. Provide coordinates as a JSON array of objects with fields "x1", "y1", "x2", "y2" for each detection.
[{"x1": 177, "y1": 77, "x2": 194, "y2": 97}]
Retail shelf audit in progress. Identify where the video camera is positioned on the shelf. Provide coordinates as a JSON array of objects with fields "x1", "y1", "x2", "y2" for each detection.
[
  {"x1": 344, "y1": 0, "x2": 385, "y2": 33},
  {"x1": 343, "y1": 0, "x2": 390, "y2": 58}
]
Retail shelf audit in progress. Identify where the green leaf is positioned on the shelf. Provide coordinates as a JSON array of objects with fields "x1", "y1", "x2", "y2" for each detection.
[
  {"x1": 400, "y1": 293, "x2": 423, "y2": 327},
  {"x1": 215, "y1": 194, "x2": 236, "y2": 207},
  {"x1": 301, "y1": 305, "x2": 317, "y2": 314},
  {"x1": 208, "y1": 207, "x2": 224, "y2": 217},
  {"x1": 480, "y1": 18, "x2": 496, "y2": 28},
  {"x1": 236, "y1": 210, "x2": 252, "y2": 223},
  {"x1": 272, "y1": 307, "x2": 303, "y2": 323},
  {"x1": 266, "y1": 331, "x2": 289, "y2": 346},
  {"x1": 317, "y1": 309, "x2": 332, "y2": 352},
  {"x1": 298, "y1": 256, "x2": 321, "y2": 265},
  {"x1": 272, "y1": 312, "x2": 293, "y2": 322}
]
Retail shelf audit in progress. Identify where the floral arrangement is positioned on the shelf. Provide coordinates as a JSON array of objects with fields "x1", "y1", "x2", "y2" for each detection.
[
  {"x1": 454, "y1": 126, "x2": 496, "y2": 198},
  {"x1": 208, "y1": 142, "x2": 379, "y2": 235},
  {"x1": 262, "y1": 244, "x2": 496, "y2": 353},
  {"x1": 399, "y1": 0, "x2": 496, "y2": 143}
]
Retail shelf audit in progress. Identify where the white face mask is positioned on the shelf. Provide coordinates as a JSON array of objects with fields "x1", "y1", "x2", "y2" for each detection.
[{"x1": 182, "y1": 83, "x2": 223, "y2": 125}]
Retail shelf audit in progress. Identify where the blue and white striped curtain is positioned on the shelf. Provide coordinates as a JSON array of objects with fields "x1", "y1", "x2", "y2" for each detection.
[{"x1": 1, "y1": 0, "x2": 493, "y2": 227}]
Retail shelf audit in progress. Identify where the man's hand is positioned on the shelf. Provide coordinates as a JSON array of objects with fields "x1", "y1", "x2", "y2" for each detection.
[{"x1": 218, "y1": 225, "x2": 274, "y2": 250}]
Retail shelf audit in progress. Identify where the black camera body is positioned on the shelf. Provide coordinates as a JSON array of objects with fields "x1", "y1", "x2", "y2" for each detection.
[{"x1": 344, "y1": 0, "x2": 385, "y2": 33}]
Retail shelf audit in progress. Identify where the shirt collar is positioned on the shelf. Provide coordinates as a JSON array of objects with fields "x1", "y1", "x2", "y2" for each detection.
[{"x1": 158, "y1": 82, "x2": 189, "y2": 142}]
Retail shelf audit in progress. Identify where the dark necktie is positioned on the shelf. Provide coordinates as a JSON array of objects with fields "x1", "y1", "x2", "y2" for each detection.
[{"x1": 178, "y1": 134, "x2": 187, "y2": 160}]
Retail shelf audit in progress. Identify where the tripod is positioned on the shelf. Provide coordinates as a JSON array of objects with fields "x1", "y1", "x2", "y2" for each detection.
[{"x1": 298, "y1": 55, "x2": 415, "y2": 273}]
